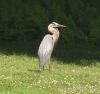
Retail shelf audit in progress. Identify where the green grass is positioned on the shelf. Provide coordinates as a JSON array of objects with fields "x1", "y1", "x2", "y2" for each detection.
[{"x1": 0, "y1": 53, "x2": 100, "y2": 94}]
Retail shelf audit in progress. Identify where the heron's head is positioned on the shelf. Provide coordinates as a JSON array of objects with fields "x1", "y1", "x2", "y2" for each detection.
[{"x1": 48, "y1": 22, "x2": 66, "y2": 33}]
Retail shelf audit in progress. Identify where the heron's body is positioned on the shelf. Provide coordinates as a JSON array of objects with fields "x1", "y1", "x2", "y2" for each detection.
[
  {"x1": 38, "y1": 22, "x2": 66, "y2": 71},
  {"x1": 38, "y1": 34, "x2": 54, "y2": 69}
]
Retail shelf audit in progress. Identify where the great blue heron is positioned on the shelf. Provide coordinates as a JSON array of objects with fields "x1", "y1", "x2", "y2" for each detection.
[{"x1": 38, "y1": 22, "x2": 66, "y2": 71}]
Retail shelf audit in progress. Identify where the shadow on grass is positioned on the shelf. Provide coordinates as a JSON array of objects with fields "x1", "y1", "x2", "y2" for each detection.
[
  {"x1": 28, "y1": 69, "x2": 41, "y2": 73},
  {"x1": 0, "y1": 39, "x2": 100, "y2": 66}
]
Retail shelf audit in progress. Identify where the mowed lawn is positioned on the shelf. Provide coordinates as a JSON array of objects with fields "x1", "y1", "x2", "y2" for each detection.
[{"x1": 0, "y1": 53, "x2": 100, "y2": 94}]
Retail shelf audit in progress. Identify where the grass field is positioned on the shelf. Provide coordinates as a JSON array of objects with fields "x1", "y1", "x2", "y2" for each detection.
[{"x1": 0, "y1": 52, "x2": 100, "y2": 94}]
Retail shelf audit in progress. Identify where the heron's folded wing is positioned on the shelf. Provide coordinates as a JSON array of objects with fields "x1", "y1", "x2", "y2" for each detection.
[{"x1": 38, "y1": 34, "x2": 54, "y2": 59}]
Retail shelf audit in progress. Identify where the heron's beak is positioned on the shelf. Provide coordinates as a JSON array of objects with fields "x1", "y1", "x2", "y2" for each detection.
[{"x1": 58, "y1": 24, "x2": 66, "y2": 27}]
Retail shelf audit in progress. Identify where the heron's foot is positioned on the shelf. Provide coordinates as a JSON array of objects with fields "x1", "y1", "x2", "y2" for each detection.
[
  {"x1": 39, "y1": 68, "x2": 42, "y2": 72},
  {"x1": 39, "y1": 66, "x2": 44, "y2": 72}
]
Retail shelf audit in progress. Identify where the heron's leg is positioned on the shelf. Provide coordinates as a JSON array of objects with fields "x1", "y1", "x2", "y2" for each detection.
[
  {"x1": 43, "y1": 65, "x2": 44, "y2": 71},
  {"x1": 39, "y1": 63, "x2": 41, "y2": 71},
  {"x1": 39, "y1": 66, "x2": 42, "y2": 71},
  {"x1": 39, "y1": 62, "x2": 44, "y2": 71},
  {"x1": 48, "y1": 57, "x2": 51, "y2": 72}
]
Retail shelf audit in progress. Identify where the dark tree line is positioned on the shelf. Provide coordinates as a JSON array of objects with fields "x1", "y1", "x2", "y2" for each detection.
[{"x1": 0, "y1": 0, "x2": 100, "y2": 45}]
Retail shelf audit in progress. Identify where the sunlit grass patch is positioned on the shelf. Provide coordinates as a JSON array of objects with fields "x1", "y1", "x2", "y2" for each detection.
[{"x1": 0, "y1": 53, "x2": 100, "y2": 94}]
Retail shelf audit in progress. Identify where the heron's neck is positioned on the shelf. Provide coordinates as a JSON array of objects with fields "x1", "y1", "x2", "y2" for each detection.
[
  {"x1": 48, "y1": 28, "x2": 60, "y2": 43},
  {"x1": 53, "y1": 29, "x2": 60, "y2": 43}
]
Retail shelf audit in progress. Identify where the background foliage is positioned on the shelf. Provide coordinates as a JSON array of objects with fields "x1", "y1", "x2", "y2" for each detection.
[{"x1": 0, "y1": 0, "x2": 100, "y2": 45}]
